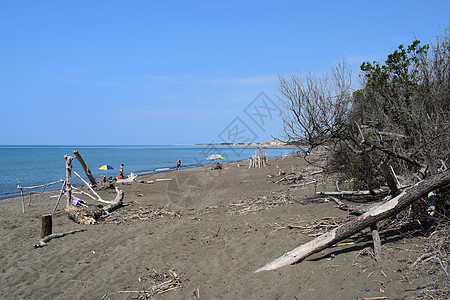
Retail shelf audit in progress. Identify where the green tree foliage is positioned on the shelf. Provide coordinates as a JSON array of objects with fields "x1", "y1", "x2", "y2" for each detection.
[
  {"x1": 359, "y1": 41, "x2": 429, "y2": 131},
  {"x1": 354, "y1": 31, "x2": 449, "y2": 176},
  {"x1": 279, "y1": 28, "x2": 449, "y2": 190}
]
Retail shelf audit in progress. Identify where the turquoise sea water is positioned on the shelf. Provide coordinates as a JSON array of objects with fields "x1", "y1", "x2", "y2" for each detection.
[{"x1": 0, "y1": 145, "x2": 296, "y2": 200}]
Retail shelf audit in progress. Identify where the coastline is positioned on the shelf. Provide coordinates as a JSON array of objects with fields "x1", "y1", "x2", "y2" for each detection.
[
  {"x1": 1, "y1": 155, "x2": 280, "y2": 203},
  {"x1": 0, "y1": 145, "x2": 297, "y2": 200},
  {"x1": 0, "y1": 154, "x2": 429, "y2": 299}
]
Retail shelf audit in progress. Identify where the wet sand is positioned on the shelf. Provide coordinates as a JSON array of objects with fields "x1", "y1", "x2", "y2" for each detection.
[{"x1": 0, "y1": 155, "x2": 430, "y2": 299}]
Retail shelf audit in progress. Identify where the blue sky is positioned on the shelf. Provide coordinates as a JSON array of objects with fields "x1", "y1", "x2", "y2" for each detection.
[{"x1": 1, "y1": 1, "x2": 448, "y2": 145}]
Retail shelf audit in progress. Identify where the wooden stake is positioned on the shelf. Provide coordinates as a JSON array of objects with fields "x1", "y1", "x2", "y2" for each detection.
[
  {"x1": 41, "y1": 214, "x2": 52, "y2": 238},
  {"x1": 16, "y1": 179, "x2": 25, "y2": 213},
  {"x1": 64, "y1": 155, "x2": 73, "y2": 207},
  {"x1": 53, "y1": 180, "x2": 66, "y2": 211},
  {"x1": 370, "y1": 223, "x2": 382, "y2": 262}
]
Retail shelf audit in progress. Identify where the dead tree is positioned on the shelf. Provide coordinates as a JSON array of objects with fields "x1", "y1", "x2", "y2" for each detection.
[{"x1": 256, "y1": 170, "x2": 450, "y2": 272}]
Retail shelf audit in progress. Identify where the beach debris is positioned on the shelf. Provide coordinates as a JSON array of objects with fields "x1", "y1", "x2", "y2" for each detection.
[
  {"x1": 316, "y1": 187, "x2": 391, "y2": 197},
  {"x1": 193, "y1": 287, "x2": 201, "y2": 299},
  {"x1": 116, "y1": 173, "x2": 138, "y2": 184},
  {"x1": 65, "y1": 187, "x2": 124, "y2": 224},
  {"x1": 34, "y1": 229, "x2": 86, "y2": 248},
  {"x1": 118, "y1": 268, "x2": 183, "y2": 298},
  {"x1": 256, "y1": 170, "x2": 450, "y2": 272},
  {"x1": 16, "y1": 178, "x2": 65, "y2": 213},
  {"x1": 138, "y1": 180, "x2": 154, "y2": 184},
  {"x1": 73, "y1": 171, "x2": 111, "y2": 204},
  {"x1": 73, "y1": 149, "x2": 97, "y2": 187},
  {"x1": 65, "y1": 205, "x2": 102, "y2": 225},
  {"x1": 267, "y1": 216, "x2": 347, "y2": 236},
  {"x1": 228, "y1": 191, "x2": 295, "y2": 215},
  {"x1": 271, "y1": 167, "x2": 324, "y2": 186},
  {"x1": 102, "y1": 203, "x2": 181, "y2": 224},
  {"x1": 248, "y1": 147, "x2": 268, "y2": 168},
  {"x1": 274, "y1": 172, "x2": 303, "y2": 184}
]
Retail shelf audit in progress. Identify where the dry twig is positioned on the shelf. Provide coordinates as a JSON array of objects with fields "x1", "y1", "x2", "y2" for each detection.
[
  {"x1": 102, "y1": 204, "x2": 181, "y2": 224},
  {"x1": 228, "y1": 191, "x2": 295, "y2": 215},
  {"x1": 118, "y1": 268, "x2": 183, "y2": 299}
]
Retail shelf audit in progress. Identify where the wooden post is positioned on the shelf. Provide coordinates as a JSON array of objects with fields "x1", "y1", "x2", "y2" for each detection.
[
  {"x1": 371, "y1": 162, "x2": 400, "y2": 261},
  {"x1": 53, "y1": 180, "x2": 66, "y2": 211},
  {"x1": 64, "y1": 155, "x2": 73, "y2": 207},
  {"x1": 16, "y1": 179, "x2": 25, "y2": 213},
  {"x1": 73, "y1": 150, "x2": 97, "y2": 186},
  {"x1": 259, "y1": 146, "x2": 262, "y2": 168},
  {"x1": 41, "y1": 214, "x2": 52, "y2": 238},
  {"x1": 370, "y1": 223, "x2": 382, "y2": 262}
]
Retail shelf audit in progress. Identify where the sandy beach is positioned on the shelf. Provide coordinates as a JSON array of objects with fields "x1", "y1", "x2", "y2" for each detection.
[{"x1": 0, "y1": 154, "x2": 437, "y2": 299}]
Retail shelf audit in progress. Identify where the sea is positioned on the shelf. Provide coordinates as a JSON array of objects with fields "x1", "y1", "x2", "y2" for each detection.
[{"x1": 0, "y1": 145, "x2": 296, "y2": 200}]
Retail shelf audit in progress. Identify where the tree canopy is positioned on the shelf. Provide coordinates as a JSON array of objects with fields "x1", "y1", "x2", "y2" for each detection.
[{"x1": 278, "y1": 28, "x2": 449, "y2": 190}]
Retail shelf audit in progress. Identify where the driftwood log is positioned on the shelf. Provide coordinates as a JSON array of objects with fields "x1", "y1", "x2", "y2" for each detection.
[
  {"x1": 316, "y1": 187, "x2": 389, "y2": 197},
  {"x1": 65, "y1": 205, "x2": 103, "y2": 225},
  {"x1": 64, "y1": 155, "x2": 73, "y2": 207},
  {"x1": 34, "y1": 229, "x2": 86, "y2": 248},
  {"x1": 101, "y1": 188, "x2": 124, "y2": 214},
  {"x1": 255, "y1": 170, "x2": 450, "y2": 272},
  {"x1": 73, "y1": 149, "x2": 97, "y2": 186},
  {"x1": 65, "y1": 188, "x2": 124, "y2": 224},
  {"x1": 73, "y1": 171, "x2": 111, "y2": 204}
]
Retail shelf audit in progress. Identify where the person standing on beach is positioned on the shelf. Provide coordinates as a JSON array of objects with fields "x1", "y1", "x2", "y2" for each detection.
[
  {"x1": 116, "y1": 163, "x2": 124, "y2": 179},
  {"x1": 176, "y1": 159, "x2": 181, "y2": 170}
]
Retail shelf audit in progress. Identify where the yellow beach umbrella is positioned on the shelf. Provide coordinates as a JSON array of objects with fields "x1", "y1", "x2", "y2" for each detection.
[{"x1": 98, "y1": 165, "x2": 114, "y2": 171}]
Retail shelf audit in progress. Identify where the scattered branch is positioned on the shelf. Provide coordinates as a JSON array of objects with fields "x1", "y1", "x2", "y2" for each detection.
[
  {"x1": 34, "y1": 229, "x2": 86, "y2": 248},
  {"x1": 256, "y1": 170, "x2": 450, "y2": 272}
]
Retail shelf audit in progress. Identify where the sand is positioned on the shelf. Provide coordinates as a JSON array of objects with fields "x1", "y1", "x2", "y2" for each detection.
[{"x1": 0, "y1": 155, "x2": 433, "y2": 299}]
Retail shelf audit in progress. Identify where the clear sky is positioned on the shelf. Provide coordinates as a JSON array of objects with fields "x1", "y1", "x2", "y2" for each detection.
[{"x1": 1, "y1": 1, "x2": 448, "y2": 145}]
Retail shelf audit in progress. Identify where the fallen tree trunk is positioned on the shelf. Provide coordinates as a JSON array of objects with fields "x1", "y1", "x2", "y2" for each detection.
[
  {"x1": 101, "y1": 187, "x2": 124, "y2": 214},
  {"x1": 316, "y1": 187, "x2": 389, "y2": 196},
  {"x1": 255, "y1": 170, "x2": 450, "y2": 272}
]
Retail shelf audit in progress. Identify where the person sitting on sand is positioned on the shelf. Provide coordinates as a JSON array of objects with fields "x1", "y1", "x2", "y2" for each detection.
[
  {"x1": 176, "y1": 159, "x2": 181, "y2": 170},
  {"x1": 214, "y1": 162, "x2": 223, "y2": 170},
  {"x1": 100, "y1": 174, "x2": 107, "y2": 183}
]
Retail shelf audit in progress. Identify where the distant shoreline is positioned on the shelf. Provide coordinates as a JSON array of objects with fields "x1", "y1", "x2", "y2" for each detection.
[{"x1": 192, "y1": 143, "x2": 298, "y2": 148}]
